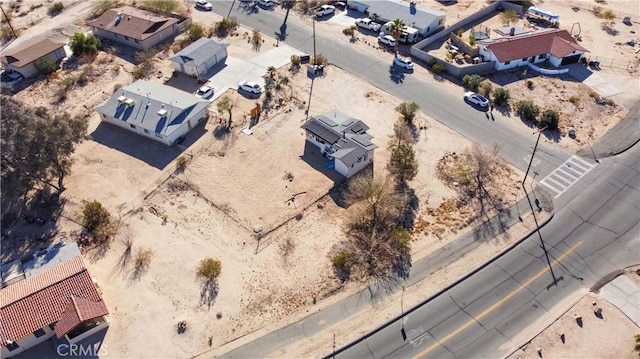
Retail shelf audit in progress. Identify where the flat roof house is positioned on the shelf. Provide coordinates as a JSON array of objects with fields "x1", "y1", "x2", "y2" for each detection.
[
  {"x1": 479, "y1": 28, "x2": 588, "y2": 72},
  {"x1": 87, "y1": 6, "x2": 184, "y2": 50},
  {"x1": 0, "y1": 243, "x2": 109, "y2": 358},
  {"x1": 169, "y1": 37, "x2": 229, "y2": 78},
  {"x1": 302, "y1": 110, "x2": 378, "y2": 178},
  {"x1": 0, "y1": 37, "x2": 66, "y2": 78},
  {"x1": 94, "y1": 80, "x2": 210, "y2": 146},
  {"x1": 348, "y1": 0, "x2": 445, "y2": 37}
]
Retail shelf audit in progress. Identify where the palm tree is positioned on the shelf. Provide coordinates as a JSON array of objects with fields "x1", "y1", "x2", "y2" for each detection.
[
  {"x1": 389, "y1": 18, "x2": 405, "y2": 56},
  {"x1": 266, "y1": 66, "x2": 278, "y2": 79},
  {"x1": 281, "y1": 0, "x2": 296, "y2": 34}
]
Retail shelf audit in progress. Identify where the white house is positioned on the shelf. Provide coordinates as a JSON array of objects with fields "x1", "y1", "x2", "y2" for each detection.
[
  {"x1": 94, "y1": 80, "x2": 210, "y2": 146},
  {"x1": 478, "y1": 28, "x2": 588, "y2": 72},
  {"x1": 348, "y1": 0, "x2": 445, "y2": 37},
  {"x1": 0, "y1": 243, "x2": 109, "y2": 357},
  {"x1": 87, "y1": 6, "x2": 185, "y2": 50},
  {"x1": 169, "y1": 37, "x2": 228, "y2": 77},
  {"x1": 0, "y1": 37, "x2": 66, "y2": 78},
  {"x1": 302, "y1": 110, "x2": 378, "y2": 178}
]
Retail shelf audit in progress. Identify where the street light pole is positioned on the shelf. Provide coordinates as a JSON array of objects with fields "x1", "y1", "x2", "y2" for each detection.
[{"x1": 522, "y1": 126, "x2": 547, "y2": 187}]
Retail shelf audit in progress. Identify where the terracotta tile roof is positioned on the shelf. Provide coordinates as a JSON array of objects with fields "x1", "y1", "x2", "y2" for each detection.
[
  {"x1": 0, "y1": 38, "x2": 65, "y2": 69},
  {"x1": 54, "y1": 296, "x2": 108, "y2": 338},
  {"x1": 0, "y1": 256, "x2": 108, "y2": 346},
  {"x1": 87, "y1": 6, "x2": 179, "y2": 41},
  {"x1": 481, "y1": 29, "x2": 588, "y2": 63}
]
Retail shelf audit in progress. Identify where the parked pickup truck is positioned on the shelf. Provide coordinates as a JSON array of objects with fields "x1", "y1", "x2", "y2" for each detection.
[{"x1": 355, "y1": 18, "x2": 381, "y2": 32}]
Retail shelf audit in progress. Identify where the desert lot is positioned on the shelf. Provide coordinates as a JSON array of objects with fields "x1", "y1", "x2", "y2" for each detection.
[{"x1": 1, "y1": 0, "x2": 638, "y2": 358}]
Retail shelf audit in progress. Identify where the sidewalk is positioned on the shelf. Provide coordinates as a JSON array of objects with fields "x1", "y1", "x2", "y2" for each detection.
[
  {"x1": 194, "y1": 189, "x2": 554, "y2": 359},
  {"x1": 577, "y1": 100, "x2": 640, "y2": 158}
]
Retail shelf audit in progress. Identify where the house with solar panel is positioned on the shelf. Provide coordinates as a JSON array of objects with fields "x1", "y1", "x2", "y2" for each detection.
[
  {"x1": 0, "y1": 243, "x2": 109, "y2": 357},
  {"x1": 302, "y1": 110, "x2": 378, "y2": 178},
  {"x1": 94, "y1": 80, "x2": 210, "y2": 146}
]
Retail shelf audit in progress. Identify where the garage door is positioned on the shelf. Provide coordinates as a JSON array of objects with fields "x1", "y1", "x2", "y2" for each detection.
[{"x1": 561, "y1": 54, "x2": 581, "y2": 65}]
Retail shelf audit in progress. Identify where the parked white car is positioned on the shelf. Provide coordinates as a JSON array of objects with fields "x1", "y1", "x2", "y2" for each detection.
[
  {"x1": 195, "y1": 0, "x2": 212, "y2": 11},
  {"x1": 393, "y1": 56, "x2": 414, "y2": 70},
  {"x1": 378, "y1": 34, "x2": 396, "y2": 47},
  {"x1": 195, "y1": 85, "x2": 214, "y2": 99},
  {"x1": 257, "y1": 0, "x2": 275, "y2": 9},
  {"x1": 238, "y1": 81, "x2": 263, "y2": 94},
  {"x1": 315, "y1": 5, "x2": 335, "y2": 17},
  {"x1": 355, "y1": 18, "x2": 381, "y2": 32},
  {"x1": 464, "y1": 91, "x2": 489, "y2": 107}
]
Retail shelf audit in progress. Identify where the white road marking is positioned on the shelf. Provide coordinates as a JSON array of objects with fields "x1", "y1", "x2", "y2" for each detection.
[{"x1": 540, "y1": 155, "x2": 598, "y2": 198}]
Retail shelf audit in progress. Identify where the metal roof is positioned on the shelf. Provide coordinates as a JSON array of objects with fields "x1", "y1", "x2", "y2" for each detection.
[{"x1": 169, "y1": 37, "x2": 228, "y2": 65}]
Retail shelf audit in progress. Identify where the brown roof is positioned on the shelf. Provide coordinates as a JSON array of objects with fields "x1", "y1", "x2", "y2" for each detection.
[
  {"x1": 0, "y1": 256, "x2": 108, "y2": 345},
  {"x1": 0, "y1": 38, "x2": 65, "y2": 69},
  {"x1": 481, "y1": 29, "x2": 588, "y2": 63},
  {"x1": 87, "y1": 6, "x2": 179, "y2": 41},
  {"x1": 54, "y1": 296, "x2": 109, "y2": 338}
]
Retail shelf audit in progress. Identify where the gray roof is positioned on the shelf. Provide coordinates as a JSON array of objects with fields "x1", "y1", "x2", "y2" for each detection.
[
  {"x1": 358, "y1": 0, "x2": 445, "y2": 27},
  {"x1": 94, "y1": 80, "x2": 210, "y2": 136},
  {"x1": 1, "y1": 242, "x2": 80, "y2": 288},
  {"x1": 302, "y1": 110, "x2": 378, "y2": 167},
  {"x1": 169, "y1": 37, "x2": 229, "y2": 65}
]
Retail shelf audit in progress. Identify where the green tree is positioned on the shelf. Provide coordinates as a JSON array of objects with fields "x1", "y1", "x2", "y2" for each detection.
[
  {"x1": 214, "y1": 17, "x2": 238, "y2": 37},
  {"x1": 469, "y1": 34, "x2": 476, "y2": 46},
  {"x1": 266, "y1": 66, "x2": 278, "y2": 79},
  {"x1": 34, "y1": 57, "x2": 57, "y2": 75},
  {"x1": 69, "y1": 32, "x2": 102, "y2": 57},
  {"x1": 395, "y1": 102, "x2": 419, "y2": 123},
  {"x1": 0, "y1": 96, "x2": 87, "y2": 197},
  {"x1": 186, "y1": 23, "x2": 206, "y2": 42},
  {"x1": 82, "y1": 200, "x2": 111, "y2": 234},
  {"x1": 538, "y1": 109, "x2": 560, "y2": 130},
  {"x1": 389, "y1": 18, "x2": 405, "y2": 55},
  {"x1": 462, "y1": 74, "x2": 484, "y2": 91},
  {"x1": 500, "y1": 9, "x2": 518, "y2": 26},
  {"x1": 478, "y1": 81, "x2": 492, "y2": 98},
  {"x1": 281, "y1": 0, "x2": 297, "y2": 28},
  {"x1": 515, "y1": 100, "x2": 540, "y2": 122},
  {"x1": 388, "y1": 142, "x2": 418, "y2": 184},
  {"x1": 141, "y1": 0, "x2": 180, "y2": 15},
  {"x1": 493, "y1": 87, "x2": 511, "y2": 106}
]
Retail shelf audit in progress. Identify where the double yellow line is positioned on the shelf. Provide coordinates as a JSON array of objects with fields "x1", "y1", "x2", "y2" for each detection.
[{"x1": 412, "y1": 240, "x2": 584, "y2": 358}]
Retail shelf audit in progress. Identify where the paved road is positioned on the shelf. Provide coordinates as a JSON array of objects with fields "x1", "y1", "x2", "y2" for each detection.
[{"x1": 207, "y1": 3, "x2": 640, "y2": 358}]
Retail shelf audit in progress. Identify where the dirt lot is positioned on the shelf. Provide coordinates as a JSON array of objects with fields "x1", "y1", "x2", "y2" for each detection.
[{"x1": 2, "y1": 1, "x2": 638, "y2": 358}]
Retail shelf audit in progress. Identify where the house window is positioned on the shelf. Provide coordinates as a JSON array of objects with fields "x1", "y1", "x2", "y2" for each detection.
[
  {"x1": 33, "y1": 328, "x2": 47, "y2": 338},
  {"x1": 144, "y1": 129, "x2": 150, "y2": 134},
  {"x1": 130, "y1": 124, "x2": 136, "y2": 129},
  {"x1": 6, "y1": 341, "x2": 19, "y2": 351},
  {"x1": 505, "y1": 61, "x2": 511, "y2": 65}
]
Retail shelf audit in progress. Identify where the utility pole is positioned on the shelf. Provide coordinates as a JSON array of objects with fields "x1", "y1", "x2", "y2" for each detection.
[
  {"x1": 332, "y1": 332, "x2": 336, "y2": 359},
  {"x1": 227, "y1": 0, "x2": 236, "y2": 19},
  {"x1": 0, "y1": 5, "x2": 17, "y2": 41},
  {"x1": 312, "y1": 17, "x2": 317, "y2": 61},
  {"x1": 522, "y1": 126, "x2": 547, "y2": 187}
]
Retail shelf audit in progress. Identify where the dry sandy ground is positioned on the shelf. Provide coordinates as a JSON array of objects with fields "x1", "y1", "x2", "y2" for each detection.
[{"x1": 2, "y1": 1, "x2": 638, "y2": 358}]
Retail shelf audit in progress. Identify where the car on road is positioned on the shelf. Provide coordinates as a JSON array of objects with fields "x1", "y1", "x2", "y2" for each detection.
[
  {"x1": 195, "y1": 0, "x2": 212, "y2": 11},
  {"x1": 257, "y1": 0, "x2": 275, "y2": 9},
  {"x1": 238, "y1": 81, "x2": 263, "y2": 94},
  {"x1": 463, "y1": 91, "x2": 489, "y2": 108},
  {"x1": 393, "y1": 56, "x2": 413, "y2": 70},
  {"x1": 378, "y1": 34, "x2": 396, "y2": 47},
  {"x1": 315, "y1": 5, "x2": 335, "y2": 17},
  {"x1": 355, "y1": 18, "x2": 381, "y2": 32},
  {"x1": 195, "y1": 85, "x2": 214, "y2": 99}
]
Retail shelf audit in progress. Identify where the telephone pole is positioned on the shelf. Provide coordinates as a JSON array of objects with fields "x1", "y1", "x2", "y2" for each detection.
[{"x1": 0, "y1": 5, "x2": 17, "y2": 41}]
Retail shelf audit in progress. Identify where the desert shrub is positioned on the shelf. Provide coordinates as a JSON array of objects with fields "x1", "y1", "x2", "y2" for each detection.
[
  {"x1": 176, "y1": 156, "x2": 188, "y2": 172},
  {"x1": 134, "y1": 248, "x2": 153, "y2": 272},
  {"x1": 462, "y1": 74, "x2": 484, "y2": 91},
  {"x1": 132, "y1": 65, "x2": 146, "y2": 79},
  {"x1": 34, "y1": 57, "x2": 57, "y2": 76},
  {"x1": 538, "y1": 109, "x2": 559, "y2": 130},
  {"x1": 47, "y1": 2, "x2": 64, "y2": 16},
  {"x1": 214, "y1": 17, "x2": 238, "y2": 37},
  {"x1": 113, "y1": 83, "x2": 122, "y2": 93},
  {"x1": 331, "y1": 250, "x2": 353, "y2": 280},
  {"x1": 186, "y1": 23, "x2": 206, "y2": 42},
  {"x1": 432, "y1": 63, "x2": 446, "y2": 73},
  {"x1": 456, "y1": 28, "x2": 463, "y2": 37},
  {"x1": 290, "y1": 54, "x2": 301, "y2": 67},
  {"x1": 69, "y1": 32, "x2": 101, "y2": 57},
  {"x1": 112, "y1": 64, "x2": 120, "y2": 74},
  {"x1": 197, "y1": 257, "x2": 222, "y2": 281},
  {"x1": 515, "y1": 100, "x2": 540, "y2": 122},
  {"x1": 592, "y1": 6, "x2": 603, "y2": 17},
  {"x1": 469, "y1": 34, "x2": 476, "y2": 46},
  {"x1": 478, "y1": 81, "x2": 492, "y2": 97},
  {"x1": 251, "y1": 28, "x2": 262, "y2": 50},
  {"x1": 426, "y1": 58, "x2": 436, "y2": 67},
  {"x1": 568, "y1": 95, "x2": 580, "y2": 106},
  {"x1": 342, "y1": 27, "x2": 355, "y2": 36},
  {"x1": 92, "y1": 0, "x2": 118, "y2": 18},
  {"x1": 395, "y1": 102, "x2": 419, "y2": 123},
  {"x1": 526, "y1": 79, "x2": 534, "y2": 89},
  {"x1": 601, "y1": 9, "x2": 616, "y2": 22},
  {"x1": 140, "y1": 0, "x2": 180, "y2": 16},
  {"x1": 0, "y1": 25, "x2": 17, "y2": 42},
  {"x1": 493, "y1": 87, "x2": 510, "y2": 106},
  {"x1": 313, "y1": 53, "x2": 328, "y2": 66}
]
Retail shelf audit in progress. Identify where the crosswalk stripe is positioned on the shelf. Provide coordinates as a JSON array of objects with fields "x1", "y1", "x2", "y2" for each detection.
[{"x1": 539, "y1": 155, "x2": 598, "y2": 199}]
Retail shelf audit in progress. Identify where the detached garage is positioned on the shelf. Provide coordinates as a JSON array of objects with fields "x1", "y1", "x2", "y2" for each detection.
[{"x1": 169, "y1": 37, "x2": 228, "y2": 78}]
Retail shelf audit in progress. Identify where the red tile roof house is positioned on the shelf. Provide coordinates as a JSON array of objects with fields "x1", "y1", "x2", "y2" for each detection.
[
  {"x1": 87, "y1": 6, "x2": 189, "y2": 50},
  {"x1": 0, "y1": 37, "x2": 66, "y2": 79},
  {"x1": 478, "y1": 28, "x2": 588, "y2": 72},
  {"x1": 0, "y1": 244, "x2": 108, "y2": 358}
]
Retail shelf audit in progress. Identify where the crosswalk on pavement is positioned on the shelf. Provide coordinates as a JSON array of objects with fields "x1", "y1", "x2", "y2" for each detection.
[{"x1": 540, "y1": 155, "x2": 599, "y2": 198}]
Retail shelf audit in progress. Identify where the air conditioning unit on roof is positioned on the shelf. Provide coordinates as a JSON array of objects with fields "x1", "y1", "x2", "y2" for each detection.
[
  {"x1": 124, "y1": 98, "x2": 135, "y2": 106},
  {"x1": 157, "y1": 109, "x2": 168, "y2": 117},
  {"x1": 117, "y1": 95, "x2": 127, "y2": 103}
]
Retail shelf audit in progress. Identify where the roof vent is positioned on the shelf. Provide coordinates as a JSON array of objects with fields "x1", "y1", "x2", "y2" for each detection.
[{"x1": 157, "y1": 109, "x2": 168, "y2": 117}]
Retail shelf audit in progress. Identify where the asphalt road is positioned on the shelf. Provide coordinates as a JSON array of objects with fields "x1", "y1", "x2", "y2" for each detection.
[{"x1": 209, "y1": 3, "x2": 640, "y2": 358}]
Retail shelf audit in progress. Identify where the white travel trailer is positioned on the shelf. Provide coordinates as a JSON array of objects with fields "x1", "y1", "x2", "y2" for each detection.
[{"x1": 380, "y1": 22, "x2": 420, "y2": 43}]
